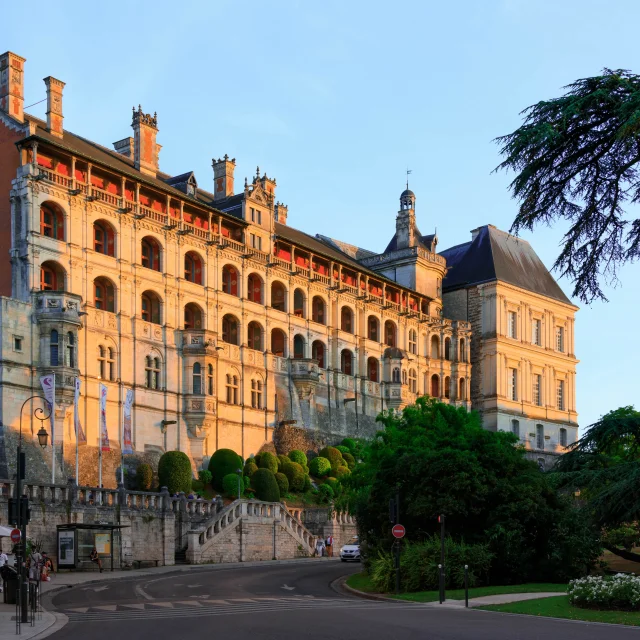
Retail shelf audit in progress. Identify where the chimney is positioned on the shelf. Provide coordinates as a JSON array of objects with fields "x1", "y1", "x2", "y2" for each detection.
[
  {"x1": 470, "y1": 226, "x2": 482, "y2": 242},
  {"x1": 113, "y1": 137, "x2": 134, "y2": 158},
  {"x1": 44, "y1": 76, "x2": 65, "y2": 138},
  {"x1": 274, "y1": 202, "x2": 288, "y2": 225},
  {"x1": 0, "y1": 51, "x2": 26, "y2": 123},
  {"x1": 131, "y1": 105, "x2": 160, "y2": 176},
  {"x1": 212, "y1": 155, "x2": 236, "y2": 201}
]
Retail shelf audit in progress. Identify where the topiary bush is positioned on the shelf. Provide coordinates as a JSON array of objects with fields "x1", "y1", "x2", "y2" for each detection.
[
  {"x1": 252, "y1": 453, "x2": 262, "y2": 467},
  {"x1": 325, "y1": 477, "x2": 340, "y2": 494},
  {"x1": 342, "y1": 452, "x2": 356, "y2": 469},
  {"x1": 158, "y1": 451, "x2": 192, "y2": 495},
  {"x1": 303, "y1": 474, "x2": 312, "y2": 491},
  {"x1": 317, "y1": 483, "x2": 334, "y2": 503},
  {"x1": 281, "y1": 461, "x2": 305, "y2": 492},
  {"x1": 288, "y1": 450, "x2": 307, "y2": 467},
  {"x1": 208, "y1": 449, "x2": 243, "y2": 490},
  {"x1": 277, "y1": 455, "x2": 289, "y2": 470},
  {"x1": 335, "y1": 466, "x2": 351, "y2": 479},
  {"x1": 319, "y1": 446, "x2": 344, "y2": 470},
  {"x1": 275, "y1": 472, "x2": 289, "y2": 495},
  {"x1": 252, "y1": 468, "x2": 280, "y2": 502},
  {"x1": 244, "y1": 459, "x2": 259, "y2": 477},
  {"x1": 335, "y1": 445, "x2": 350, "y2": 456},
  {"x1": 136, "y1": 463, "x2": 153, "y2": 491},
  {"x1": 223, "y1": 472, "x2": 241, "y2": 499},
  {"x1": 191, "y1": 479, "x2": 204, "y2": 493},
  {"x1": 198, "y1": 469, "x2": 212, "y2": 486},
  {"x1": 341, "y1": 437, "x2": 357, "y2": 452},
  {"x1": 309, "y1": 456, "x2": 331, "y2": 477},
  {"x1": 258, "y1": 451, "x2": 279, "y2": 474}
]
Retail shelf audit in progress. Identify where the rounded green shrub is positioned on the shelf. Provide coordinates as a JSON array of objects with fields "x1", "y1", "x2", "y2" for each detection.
[
  {"x1": 275, "y1": 472, "x2": 289, "y2": 495},
  {"x1": 335, "y1": 445, "x2": 350, "y2": 456},
  {"x1": 319, "y1": 446, "x2": 344, "y2": 470},
  {"x1": 223, "y1": 472, "x2": 241, "y2": 498},
  {"x1": 244, "y1": 459, "x2": 259, "y2": 477},
  {"x1": 335, "y1": 466, "x2": 351, "y2": 479},
  {"x1": 252, "y1": 453, "x2": 262, "y2": 467},
  {"x1": 341, "y1": 438, "x2": 357, "y2": 452},
  {"x1": 198, "y1": 469, "x2": 212, "y2": 486},
  {"x1": 342, "y1": 452, "x2": 356, "y2": 469},
  {"x1": 208, "y1": 449, "x2": 243, "y2": 490},
  {"x1": 281, "y1": 461, "x2": 305, "y2": 492},
  {"x1": 258, "y1": 451, "x2": 279, "y2": 474},
  {"x1": 309, "y1": 456, "x2": 331, "y2": 477},
  {"x1": 318, "y1": 483, "x2": 334, "y2": 502},
  {"x1": 252, "y1": 468, "x2": 281, "y2": 502},
  {"x1": 288, "y1": 450, "x2": 307, "y2": 467},
  {"x1": 277, "y1": 455, "x2": 289, "y2": 470},
  {"x1": 158, "y1": 451, "x2": 192, "y2": 495},
  {"x1": 303, "y1": 474, "x2": 312, "y2": 491},
  {"x1": 325, "y1": 477, "x2": 340, "y2": 493},
  {"x1": 136, "y1": 463, "x2": 153, "y2": 491},
  {"x1": 191, "y1": 479, "x2": 204, "y2": 493},
  {"x1": 244, "y1": 476, "x2": 251, "y2": 490}
]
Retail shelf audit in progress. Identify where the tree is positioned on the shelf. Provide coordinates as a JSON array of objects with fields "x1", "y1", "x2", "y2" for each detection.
[
  {"x1": 158, "y1": 451, "x2": 192, "y2": 495},
  {"x1": 496, "y1": 69, "x2": 640, "y2": 303}
]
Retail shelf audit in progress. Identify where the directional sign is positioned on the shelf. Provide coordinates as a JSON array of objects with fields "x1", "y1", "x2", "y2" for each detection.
[
  {"x1": 392, "y1": 524, "x2": 406, "y2": 539},
  {"x1": 10, "y1": 528, "x2": 21, "y2": 544}
]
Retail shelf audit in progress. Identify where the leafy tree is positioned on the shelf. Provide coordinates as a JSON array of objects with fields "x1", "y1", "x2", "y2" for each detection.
[{"x1": 496, "y1": 69, "x2": 640, "y2": 302}]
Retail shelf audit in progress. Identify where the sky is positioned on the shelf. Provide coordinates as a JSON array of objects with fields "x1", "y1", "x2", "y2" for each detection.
[{"x1": 5, "y1": 0, "x2": 639, "y2": 430}]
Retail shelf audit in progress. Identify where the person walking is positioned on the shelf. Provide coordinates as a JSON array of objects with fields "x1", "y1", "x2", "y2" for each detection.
[
  {"x1": 325, "y1": 535, "x2": 334, "y2": 558},
  {"x1": 314, "y1": 537, "x2": 325, "y2": 558}
]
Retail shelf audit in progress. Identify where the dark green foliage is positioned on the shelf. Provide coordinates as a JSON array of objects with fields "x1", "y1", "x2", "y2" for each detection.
[
  {"x1": 158, "y1": 451, "x2": 192, "y2": 495},
  {"x1": 335, "y1": 466, "x2": 350, "y2": 479},
  {"x1": 282, "y1": 461, "x2": 305, "y2": 491},
  {"x1": 252, "y1": 468, "x2": 280, "y2": 502},
  {"x1": 335, "y1": 445, "x2": 351, "y2": 456},
  {"x1": 319, "y1": 446, "x2": 344, "y2": 470},
  {"x1": 191, "y1": 479, "x2": 204, "y2": 493},
  {"x1": 342, "y1": 452, "x2": 356, "y2": 469},
  {"x1": 309, "y1": 456, "x2": 331, "y2": 477},
  {"x1": 208, "y1": 449, "x2": 243, "y2": 490},
  {"x1": 258, "y1": 451, "x2": 279, "y2": 474},
  {"x1": 325, "y1": 477, "x2": 340, "y2": 496},
  {"x1": 223, "y1": 473, "x2": 241, "y2": 499},
  {"x1": 277, "y1": 455, "x2": 289, "y2": 470},
  {"x1": 244, "y1": 460, "x2": 259, "y2": 478},
  {"x1": 136, "y1": 463, "x2": 153, "y2": 491},
  {"x1": 198, "y1": 469, "x2": 212, "y2": 486},
  {"x1": 341, "y1": 438, "x2": 357, "y2": 452},
  {"x1": 317, "y1": 483, "x2": 334, "y2": 503},
  {"x1": 275, "y1": 472, "x2": 289, "y2": 495},
  {"x1": 495, "y1": 70, "x2": 640, "y2": 303},
  {"x1": 252, "y1": 453, "x2": 262, "y2": 467},
  {"x1": 345, "y1": 397, "x2": 600, "y2": 584},
  {"x1": 288, "y1": 450, "x2": 307, "y2": 466},
  {"x1": 303, "y1": 474, "x2": 312, "y2": 491}
]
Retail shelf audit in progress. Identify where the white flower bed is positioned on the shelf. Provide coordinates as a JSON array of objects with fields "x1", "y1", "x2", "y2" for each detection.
[{"x1": 568, "y1": 574, "x2": 640, "y2": 610}]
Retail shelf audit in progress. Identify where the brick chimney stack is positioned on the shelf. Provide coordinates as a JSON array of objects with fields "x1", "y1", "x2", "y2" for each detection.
[
  {"x1": 275, "y1": 202, "x2": 288, "y2": 225},
  {"x1": 132, "y1": 106, "x2": 160, "y2": 176},
  {"x1": 212, "y1": 155, "x2": 236, "y2": 201},
  {"x1": 0, "y1": 51, "x2": 26, "y2": 123},
  {"x1": 44, "y1": 76, "x2": 65, "y2": 138}
]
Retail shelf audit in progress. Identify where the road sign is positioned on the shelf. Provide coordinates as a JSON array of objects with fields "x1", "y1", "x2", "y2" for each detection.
[
  {"x1": 392, "y1": 524, "x2": 405, "y2": 538},
  {"x1": 10, "y1": 528, "x2": 21, "y2": 544}
]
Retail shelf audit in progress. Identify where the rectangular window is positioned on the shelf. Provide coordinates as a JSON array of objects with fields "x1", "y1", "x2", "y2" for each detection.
[
  {"x1": 508, "y1": 311, "x2": 517, "y2": 339},
  {"x1": 555, "y1": 326, "x2": 565, "y2": 352},
  {"x1": 250, "y1": 207, "x2": 255, "y2": 222},
  {"x1": 532, "y1": 319, "x2": 541, "y2": 346},
  {"x1": 511, "y1": 419, "x2": 520, "y2": 438},
  {"x1": 533, "y1": 374, "x2": 542, "y2": 406},
  {"x1": 509, "y1": 368, "x2": 517, "y2": 401},
  {"x1": 536, "y1": 424, "x2": 544, "y2": 449},
  {"x1": 557, "y1": 380, "x2": 565, "y2": 410},
  {"x1": 13, "y1": 336, "x2": 22, "y2": 352},
  {"x1": 257, "y1": 210, "x2": 261, "y2": 224},
  {"x1": 559, "y1": 428, "x2": 567, "y2": 447}
]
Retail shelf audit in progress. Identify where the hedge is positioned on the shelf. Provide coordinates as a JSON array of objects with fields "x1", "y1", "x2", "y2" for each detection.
[
  {"x1": 288, "y1": 450, "x2": 307, "y2": 466},
  {"x1": 258, "y1": 451, "x2": 279, "y2": 474},
  {"x1": 277, "y1": 454, "x2": 290, "y2": 470},
  {"x1": 324, "y1": 477, "x2": 340, "y2": 494},
  {"x1": 335, "y1": 445, "x2": 350, "y2": 456},
  {"x1": 281, "y1": 461, "x2": 305, "y2": 492},
  {"x1": 252, "y1": 468, "x2": 280, "y2": 502},
  {"x1": 275, "y1": 472, "x2": 290, "y2": 495},
  {"x1": 341, "y1": 438, "x2": 357, "y2": 452},
  {"x1": 335, "y1": 466, "x2": 351, "y2": 479},
  {"x1": 317, "y1": 484, "x2": 334, "y2": 502},
  {"x1": 319, "y1": 446, "x2": 344, "y2": 470},
  {"x1": 223, "y1": 472, "x2": 241, "y2": 499},
  {"x1": 198, "y1": 469, "x2": 212, "y2": 486},
  {"x1": 244, "y1": 460, "x2": 259, "y2": 477},
  {"x1": 309, "y1": 456, "x2": 331, "y2": 477},
  {"x1": 136, "y1": 463, "x2": 153, "y2": 491},
  {"x1": 208, "y1": 449, "x2": 243, "y2": 490},
  {"x1": 342, "y1": 452, "x2": 356, "y2": 469},
  {"x1": 158, "y1": 451, "x2": 192, "y2": 495}
]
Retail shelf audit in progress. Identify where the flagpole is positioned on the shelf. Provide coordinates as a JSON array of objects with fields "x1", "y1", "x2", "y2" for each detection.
[
  {"x1": 120, "y1": 391, "x2": 124, "y2": 486},
  {"x1": 51, "y1": 374, "x2": 56, "y2": 485},
  {"x1": 98, "y1": 396, "x2": 102, "y2": 488},
  {"x1": 75, "y1": 385, "x2": 79, "y2": 486}
]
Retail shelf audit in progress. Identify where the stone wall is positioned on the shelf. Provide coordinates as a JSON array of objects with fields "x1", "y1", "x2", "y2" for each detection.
[{"x1": 297, "y1": 508, "x2": 358, "y2": 550}]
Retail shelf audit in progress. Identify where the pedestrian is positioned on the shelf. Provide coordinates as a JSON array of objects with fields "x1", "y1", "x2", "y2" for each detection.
[
  {"x1": 314, "y1": 537, "x2": 325, "y2": 558},
  {"x1": 29, "y1": 549, "x2": 43, "y2": 581},
  {"x1": 42, "y1": 552, "x2": 55, "y2": 577},
  {"x1": 0, "y1": 548, "x2": 8, "y2": 592},
  {"x1": 89, "y1": 546, "x2": 103, "y2": 573},
  {"x1": 325, "y1": 535, "x2": 334, "y2": 558}
]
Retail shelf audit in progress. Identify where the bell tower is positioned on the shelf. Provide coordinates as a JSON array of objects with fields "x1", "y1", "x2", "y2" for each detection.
[{"x1": 395, "y1": 188, "x2": 417, "y2": 250}]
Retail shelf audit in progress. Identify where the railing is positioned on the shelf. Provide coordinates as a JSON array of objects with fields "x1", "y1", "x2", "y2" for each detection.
[
  {"x1": 139, "y1": 205, "x2": 167, "y2": 224},
  {"x1": 272, "y1": 256, "x2": 291, "y2": 270},
  {"x1": 181, "y1": 221, "x2": 209, "y2": 241},
  {"x1": 312, "y1": 273, "x2": 331, "y2": 285},
  {"x1": 39, "y1": 168, "x2": 72, "y2": 188},
  {"x1": 222, "y1": 237, "x2": 245, "y2": 252},
  {"x1": 91, "y1": 186, "x2": 121, "y2": 207}
]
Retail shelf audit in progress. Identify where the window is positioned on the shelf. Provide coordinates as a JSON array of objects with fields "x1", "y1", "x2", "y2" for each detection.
[
  {"x1": 443, "y1": 375, "x2": 450, "y2": 398},
  {"x1": 271, "y1": 282, "x2": 286, "y2": 311},
  {"x1": 384, "y1": 321, "x2": 396, "y2": 347},
  {"x1": 225, "y1": 374, "x2": 239, "y2": 405},
  {"x1": 247, "y1": 273, "x2": 263, "y2": 303},
  {"x1": 249, "y1": 234, "x2": 262, "y2": 251},
  {"x1": 559, "y1": 428, "x2": 567, "y2": 447},
  {"x1": 40, "y1": 262, "x2": 63, "y2": 291},
  {"x1": 184, "y1": 303, "x2": 202, "y2": 330},
  {"x1": 271, "y1": 329, "x2": 286, "y2": 357},
  {"x1": 249, "y1": 208, "x2": 262, "y2": 225},
  {"x1": 293, "y1": 335, "x2": 305, "y2": 359},
  {"x1": 367, "y1": 357, "x2": 379, "y2": 382},
  {"x1": 509, "y1": 368, "x2": 517, "y2": 401},
  {"x1": 392, "y1": 367, "x2": 400, "y2": 383},
  {"x1": 443, "y1": 336, "x2": 450, "y2": 360},
  {"x1": 409, "y1": 330, "x2": 417, "y2": 355},
  {"x1": 40, "y1": 203, "x2": 64, "y2": 240},
  {"x1": 13, "y1": 336, "x2": 22, "y2": 352},
  {"x1": 409, "y1": 369, "x2": 417, "y2": 393},
  {"x1": 247, "y1": 321, "x2": 263, "y2": 351},
  {"x1": 508, "y1": 311, "x2": 517, "y2": 339},
  {"x1": 251, "y1": 379, "x2": 263, "y2": 409},
  {"x1": 193, "y1": 363, "x2": 202, "y2": 395},
  {"x1": 536, "y1": 424, "x2": 544, "y2": 450},
  {"x1": 430, "y1": 374, "x2": 440, "y2": 397},
  {"x1": 293, "y1": 289, "x2": 305, "y2": 318},
  {"x1": 312, "y1": 341, "x2": 325, "y2": 368},
  {"x1": 98, "y1": 346, "x2": 115, "y2": 381},
  {"x1": 94, "y1": 221, "x2": 115, "y2": 256},
  {"x1": 141, "y1": 292, "x2": 161, "y2": 325},
  {"x1": 459, "y1": 338, "x2": 465, "y2": 362},
  {"x1": 402, "y1": 370, "x2": 407, "y2": 385},
  {"x1": 368, "y1": 316, "x2": 379, "y2": 342},
  {"x1": 341, "y1": 307, "x2": 353, "y2": 333},
  {"x1": 222, "y1": 315, "x2": 239, "y2": 345},
  {"x1": 222, "y1": 265, "x2": 239, "y2": 296},
  {"x1": 141, "y1": 237, "x2": 161, "y2": 271},
  {"x1": 532, "y1": 319, "x2": 541, "y2": 346},
  {"x1": 430, "y1": 335, "x2": 440, "y2": 359},
  {"x1": 511, "y1": 419, "x2": 520, "y2": 438},
  {"x1": 94, "y1": 278, "x2": 115, "y2": 312},
  {"x1": 184, "y1": 251, "x2": 203, "y2": 284},
  {"x1": 341, "y1": 350, "x2": 353, "y2": 375},
  {"x1": 65, "y1": 332, "x2": 75, "y2": 367},
  {"x1": 312, "y1": 297, "x2": 325, "y2": 324},
  {"x1": 459, "y1": 377, "x2": 466, "y2": 400},
  {"x1": 50, "y1": 329, "x2": 59, "y2": 366},
  {"x1": 555, "y1": 326, "x2": 565, "y2": 352},
  {"x1": 533, "y1": 374, "x2": 542, "y2": 406},
  {"x1": 556, "y1": 380, "x2": 565, "y2": 410},
  {"x1": 207, "y1": 364, "x2": 214, "y2": 396},
  {"x1": 145, "y1": 356, "x2": 161, "y2": 389}
]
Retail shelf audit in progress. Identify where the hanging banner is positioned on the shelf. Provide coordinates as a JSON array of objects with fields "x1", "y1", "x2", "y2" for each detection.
[
  {"x1": 74, "y1": 378, "x2": 87, "y2": 445},
  {"x1": 99, "y1": 383, "x2": 110, "y2": 451},
  {"x1": 122, "y1": 388, "x2": 134, "y2": 454},
  {"x1": 40, "y1": 374, "x2": 57, "y2": 442}
]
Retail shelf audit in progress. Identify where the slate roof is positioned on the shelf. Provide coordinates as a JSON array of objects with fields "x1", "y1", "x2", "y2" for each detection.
[
  {"x1": 384, "y1": 230, "x2": 437, "y2": 253},
  {"x1": 439, "y1": 225, "x2": 574, "y2": 306}
]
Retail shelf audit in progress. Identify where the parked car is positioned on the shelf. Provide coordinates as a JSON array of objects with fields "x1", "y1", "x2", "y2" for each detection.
[{"x1": 340, "y1": 536, "x2": 361, "y2": 562}]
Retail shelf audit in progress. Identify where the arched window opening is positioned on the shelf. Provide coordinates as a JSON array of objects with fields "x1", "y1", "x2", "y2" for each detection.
[
  {"x1": 94, "y1": 277, "x2": 115, "y2": 312},
  {"x1": 459, "y1": 377, "x2": 466, "y2": 400},
  {"x1": 430, "y1": 335, "x2": 440, "y2": 359},
  {"x1": 511, "y1": 419, "x2": 520, "y2": 438},
  {"x1": 225, "y1": 374, "x2": 239, "y2": 405},
  {"x1": 430, "y1": 374, "x2": 440, "y2": 398},
  {"x1": 94, "y1": 221, "x2": 115, "y2": 257},
  {"x1": 141, "y1": 291, "x2": 161, "y2": 325},
  {"x1": 444, "y1": 337, "x2": 451, "y2": 361},
  {"x1": 341, "y1": 349, "x2": 353, "y2": 375},
  {"x1": 193, "y1": 362, "x2": 202, "y2": 395},
  {"x1": 271, "y1": 282, "x2": 286, "y2": 311},
  {"x1": 444, "y1": 375, "x2": 451, "y2": 399},
  {"x1": 293, "y1": 289, "x2": 305, "y2": 318},
  {"x1": 271, "y1": 328, "x2": 287, "y2": 357},
  {"x1": 409, "y1": 329, "x2": 417, "y2": 355},
  {"x1": 368, "y1": 316, "x2": 379, "y2": 342},
  {"x1": 409, "y1": 368, "x2": 417, "y2": 393},
  {"x1": 145, "y1": 356, "x2": 161, "y2": 389},
  {"x1": 184, "y1": 303, "x2": 203, "y2": 330},
  {"x1": 141, "y1": 237, "x2": 161, "y2": 271},
  {"x1": 222, "y1": 315, "x2": 239, "y2": 345},
  {"x1": 222, "y1": 264, "x2": 239, "y2": 296},
  {"x1": 392, "y1": 367, "x2": 400, "y2": 383},
  {"x1": 40, "y1": 203, "x2": 64, "y2": 240},
  {"x1": 50, "y1": 329, "x2": 59, "y2": 366},
  {"x1": 66, "y1": 331, "x2": 75, "y2": 368},
  {"x1": 312, "y1": 296, "x2": 325, "y2": 324},
  {"x1": 367, "y1": 357, "x2": 379, "y2": 382},
  {"x1": 384, "y1": 321, "x2": 396, "y2": 347},
  {"x1": 311, "y1": 341, "x2": 325, "y2": 368},
  {"x1": 247, "y1": 321, "x2": 263, "y2": 351},
  {"x1": 459, "y1": 338, "x2": 466, "y2": 362},
  {"x1": 40, "y1": 261, "x2": 64, "y2": 291},
  {"x1": 251, "y1": 379, "x2": 263, "y2": 409},
  {"x1": 341, "y1": 307, "x2": 353, "y2": 333},
  {"x1": 293, "y1": 335, "x2": 305, "y2": 359},
  {"x1": 536, "y1": 424, "x2": 545, "y2": 450},
  {"x1": 184, "y1": 251, "x2": 203, "y2": 284},
  {"x1": 247, "y1": 273, "x2": 264, "y2": 304}
]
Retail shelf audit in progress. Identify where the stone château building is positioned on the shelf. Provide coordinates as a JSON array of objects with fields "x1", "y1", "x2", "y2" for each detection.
[{"x1": 0, "y1": 51, "x2": 576, "y2": 484}]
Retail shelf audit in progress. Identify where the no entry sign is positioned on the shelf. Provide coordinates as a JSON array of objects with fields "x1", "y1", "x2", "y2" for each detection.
[
  {"x1": 392, "y1": 524, "x2": 406, "y2": 538},
  {"x1": 10, "y1": 528, "x2": 21, "y2": 543}
]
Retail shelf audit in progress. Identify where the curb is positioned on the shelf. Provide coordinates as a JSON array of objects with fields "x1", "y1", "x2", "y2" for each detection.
[
  {"x1": 333, "y1": 575, "x2": 405, "y2": 602},
  {"x1": 31, "y1": 608, "x2": 68, "y2": 640}
]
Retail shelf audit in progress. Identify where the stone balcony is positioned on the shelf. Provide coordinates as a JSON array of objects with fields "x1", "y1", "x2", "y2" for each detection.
[
  {"x1": 180, "y1": 329, "x2": 219, "y2": 355},
  {"x1": 290, "y1": 358, "x2": 319, "y2": 399},
  {"x1": 33, "y1": 290, "x2": 84, "y2": 325}
]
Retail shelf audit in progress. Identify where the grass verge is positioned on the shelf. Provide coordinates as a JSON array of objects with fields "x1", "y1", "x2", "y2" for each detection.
[{"x1": 480, "y1": 595, "x2": 640, "y2": 626}]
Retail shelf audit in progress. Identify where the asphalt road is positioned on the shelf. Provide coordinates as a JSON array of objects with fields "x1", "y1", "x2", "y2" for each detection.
[{"x1": 44, "y1": 561, "x2": 640, "y2": 640}]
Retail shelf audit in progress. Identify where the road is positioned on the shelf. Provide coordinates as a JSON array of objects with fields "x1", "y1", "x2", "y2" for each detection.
[{"x1": 44, "y1": 561, "x2": 639, "y2": 640}]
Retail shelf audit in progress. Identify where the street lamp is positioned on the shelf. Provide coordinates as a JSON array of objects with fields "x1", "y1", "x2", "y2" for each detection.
[
  {"x1": 16, "y1": 395, "x2": 50, "y2": 624},
  {"x1": 236, "y1": 468, "x2": 243, "y2": 500}
]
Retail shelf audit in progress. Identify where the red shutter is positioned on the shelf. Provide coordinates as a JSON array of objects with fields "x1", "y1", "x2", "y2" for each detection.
[
  {"x1": 56, "y1": 213, "x2": 64, "y2": 240},
  {"x1": 195, "y1": 258, "x2": 202, "y2": 285},
  {"x1": 107, "y1": 228, "x2": 115, "y2": 256}
]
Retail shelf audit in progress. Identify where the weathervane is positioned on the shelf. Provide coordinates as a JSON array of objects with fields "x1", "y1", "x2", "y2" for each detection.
[{"x1": 406, "y1": 168, "x2": 412, "y2": 189}]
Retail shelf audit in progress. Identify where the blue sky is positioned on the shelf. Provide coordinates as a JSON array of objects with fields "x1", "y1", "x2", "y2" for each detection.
[{"x1": 6, "y1": 0, "x2": 639, "y2": 430}]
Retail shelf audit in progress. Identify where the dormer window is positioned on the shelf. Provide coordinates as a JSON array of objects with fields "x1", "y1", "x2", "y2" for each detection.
[{"x1": 187, "y1": 183, "x2": 195, "y2": 196}]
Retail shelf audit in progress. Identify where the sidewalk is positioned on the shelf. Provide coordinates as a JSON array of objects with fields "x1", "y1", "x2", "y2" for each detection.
[
  {"x1": 432, "y1": 592, "x2": 566, "y2": 608},
  {"x1": 0, "y1": 600, "x2": 58, "y2": 640}
]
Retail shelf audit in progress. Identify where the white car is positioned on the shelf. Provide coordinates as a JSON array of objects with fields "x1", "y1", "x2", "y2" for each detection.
[{"x1": 340, "y1": 540, "x2": 361, "y2": 562}]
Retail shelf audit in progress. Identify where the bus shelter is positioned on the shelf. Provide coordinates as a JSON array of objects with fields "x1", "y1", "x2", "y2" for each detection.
[{"x1": 56, "y1": 523, "x2": 129, "y2": 571}]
